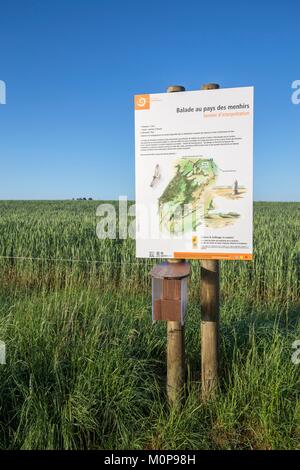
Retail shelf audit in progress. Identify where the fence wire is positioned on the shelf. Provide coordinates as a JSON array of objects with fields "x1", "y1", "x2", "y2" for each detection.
[{"x1": 0, "y1": 254, "x2": 296, "y2": 270}]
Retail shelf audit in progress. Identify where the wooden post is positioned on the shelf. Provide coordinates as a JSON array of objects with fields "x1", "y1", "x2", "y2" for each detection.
[
  {"x1": 167, "y1": 315, "x2": 185, "y2": 405},
  {"x1": 200, "y1": 83, "x2": 220, "y2": 400},
  {"x1": 166, "y1": 85, "x2": 185, "y2": 406}
]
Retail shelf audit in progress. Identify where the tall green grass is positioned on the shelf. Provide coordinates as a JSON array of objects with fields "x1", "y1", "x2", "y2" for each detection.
[
  {"x1": 0, "y1": 201, "x2": 298, "y2": 304},
  {"x1": 0, "y1": 200, "x2": 299, "y2": 449}
]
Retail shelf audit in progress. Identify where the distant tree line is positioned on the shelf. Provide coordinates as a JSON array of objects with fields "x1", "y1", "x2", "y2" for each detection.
[{"x1": 72, "y1": 197, "x2": 93, "y2": 200}]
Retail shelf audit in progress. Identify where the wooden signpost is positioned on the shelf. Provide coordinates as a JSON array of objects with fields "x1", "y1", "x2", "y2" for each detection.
[
  {"x1": 166, "y1": 85, "x2": 186, "y2": 406},
  {"x1": 164, "y1": 84, "x2": 221, "y2": 404},
  {"x1": 200, "y1": 83, "x2": 220, "y2": 401},
  {"x1": 161, "y1": 83, "x2": 220, "y2": 405},
  {"x1": 135, "y1": 82, "x2": 253, "y2": 406},
  {"x1": 151, "y1": 259, "x2": 189, "y2": 405}
]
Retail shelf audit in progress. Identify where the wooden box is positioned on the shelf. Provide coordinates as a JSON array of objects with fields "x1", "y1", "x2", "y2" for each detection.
[{"x1": 151, "y1": 262, "x2": 189, "y2": 324}]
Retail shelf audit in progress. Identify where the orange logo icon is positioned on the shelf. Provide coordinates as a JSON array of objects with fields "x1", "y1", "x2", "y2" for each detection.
[{"x1": 135, "y1": 94, "x2": 150, "y2": 110}]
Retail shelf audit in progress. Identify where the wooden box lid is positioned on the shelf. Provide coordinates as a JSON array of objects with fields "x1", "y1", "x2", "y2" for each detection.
[{"x1": 150, "y1": 261, "x2": 190, "y2": 280}]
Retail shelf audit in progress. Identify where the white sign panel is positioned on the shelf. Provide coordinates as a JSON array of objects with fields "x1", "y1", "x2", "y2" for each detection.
[{"x1": 134, "y1": 87, "x2": 253, "y2": 260}]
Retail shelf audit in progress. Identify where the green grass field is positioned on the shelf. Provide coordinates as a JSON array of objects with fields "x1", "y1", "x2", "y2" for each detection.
[{"x1": 0, "y1": 200, "x2": 299, "y2": 450}]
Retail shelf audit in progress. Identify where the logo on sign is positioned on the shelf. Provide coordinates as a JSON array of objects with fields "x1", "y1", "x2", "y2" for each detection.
[{"x1": 135, "y1": 94, "x2": 150, "y2": 110}]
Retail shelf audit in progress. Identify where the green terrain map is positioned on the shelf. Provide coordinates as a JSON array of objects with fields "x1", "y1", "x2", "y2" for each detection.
[{"x1": 158, "y1": 157, "x2": 241, "y2": 234}]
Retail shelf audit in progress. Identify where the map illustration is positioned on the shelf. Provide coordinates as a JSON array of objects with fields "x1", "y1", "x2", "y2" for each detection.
[{"x1": 158, "y1": 157, "x2": 245, "y2": 234}]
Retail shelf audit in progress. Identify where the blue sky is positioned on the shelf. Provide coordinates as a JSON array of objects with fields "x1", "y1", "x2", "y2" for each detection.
[{"x1": 0, "y1": 0, "x2": 299, "y2": 201}]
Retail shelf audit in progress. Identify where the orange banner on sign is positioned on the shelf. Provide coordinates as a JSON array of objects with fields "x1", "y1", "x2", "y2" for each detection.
[{"x1": 173, "y1": 252, "x2": 253, "y2": 261}]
